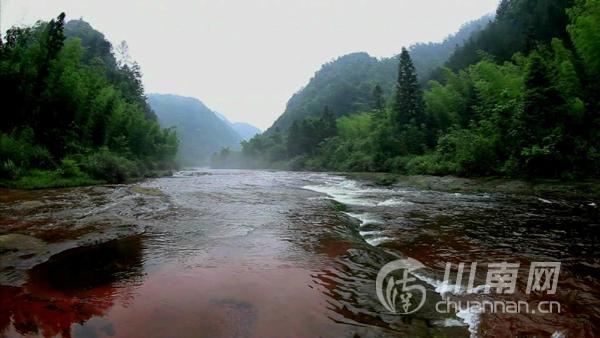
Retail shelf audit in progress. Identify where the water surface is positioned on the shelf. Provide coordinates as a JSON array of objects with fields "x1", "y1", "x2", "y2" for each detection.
[{"x1": 0, "y1": 170, "x2": 598, "y2": 337}]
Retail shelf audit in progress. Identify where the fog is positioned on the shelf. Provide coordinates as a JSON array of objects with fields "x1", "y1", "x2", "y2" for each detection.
[{"x1": 2, "y1": 0, "x2": 499, "y2": 129}]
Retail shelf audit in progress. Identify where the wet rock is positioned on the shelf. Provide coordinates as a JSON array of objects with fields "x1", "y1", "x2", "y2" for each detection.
[
  {"x1": 0, "y1": 224, "x2": 145, "y2": 286},
  {"x1": 0, "y1": 234, "x2": 45, "y2": 253},
  {"x1": 345, "y1": 173, "x2": 600, "y2": 199},
  {"x1": 18, "y1": 201, "x2": 45, "y2": 209},
  {"x1": 131, "y1": 186, "x2": 165, "y2": 197},
  {"x1": 0, "y1": 182, "x2": 175, "y2": 286}
]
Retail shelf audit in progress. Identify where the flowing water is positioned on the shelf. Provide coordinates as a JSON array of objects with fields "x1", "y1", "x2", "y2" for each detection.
[{"x1": 0, "y1": 170, "x2": 598, "y2": 337}]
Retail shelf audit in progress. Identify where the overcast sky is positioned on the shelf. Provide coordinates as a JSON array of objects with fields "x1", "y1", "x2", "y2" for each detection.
[{"x1": 2, "y1": 0, "x2": 499, "y2": 129}]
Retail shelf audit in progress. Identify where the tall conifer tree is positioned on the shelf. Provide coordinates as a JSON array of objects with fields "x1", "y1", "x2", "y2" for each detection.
[{"x1": 392, "y1": 48, "x2": 424, "y2": 127}]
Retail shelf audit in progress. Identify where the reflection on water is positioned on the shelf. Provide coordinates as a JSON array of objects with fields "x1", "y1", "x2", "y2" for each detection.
[
  {"x1": 29, "y1": 235, "x2": 144, "y2": 291},
  {"x1": 303, "y1": 175, "x2": 600, "y2": 337},
  {"x1": 0, "y1": 236, "x2": 144, "y2": 337},
  {"x1": 0, "y1": 170, "x2": 598, "y2": 337}
]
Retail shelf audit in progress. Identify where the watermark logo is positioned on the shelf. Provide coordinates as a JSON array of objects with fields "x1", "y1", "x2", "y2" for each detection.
[
  {"x1": 375, "y1": 258, "x2": 427, "y2": 314},
  {"x1": 526, "y1": 262, "x2": 560, "y2": 294},
  {"x1": 376, "y1": 260, "x2": 562, "y2": 315}
]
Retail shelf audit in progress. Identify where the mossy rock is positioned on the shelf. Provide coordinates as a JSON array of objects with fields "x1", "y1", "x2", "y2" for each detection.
[{"x1": 131, "y1": 186, "x2": 164, "y2": 197}]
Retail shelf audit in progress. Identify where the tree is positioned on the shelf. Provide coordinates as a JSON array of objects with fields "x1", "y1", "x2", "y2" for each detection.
[
  {"x1": 446, "y1": 0, "x2": 573, "y2": 71},
  {"x1": 372, "y1": 84, "x2": 384, "y2": 112},
  {"x1": 514, "y1": 52, "x2": 567, "y2": 176},
  {"x1": 0, "y1": 14, "x2": 178, "y2": 185},
  {"x1": 567, "y1": 0, "x2": 600, "y2": 77},
  {"x1": 320, "y1": 106, "x2": 337, "y2": 138},
  {"x1": 392, "y1": 48, "x2": 425, "y2": 127},
  {"x1": 236, "y1": 0, "x2": 598, "y2": 178},
  {"x1": 35, "y1": 12, "x2": 68, "y2": 154},
  {"x1": 496, "y1": 0, "x2": 511, "y2": 18}
]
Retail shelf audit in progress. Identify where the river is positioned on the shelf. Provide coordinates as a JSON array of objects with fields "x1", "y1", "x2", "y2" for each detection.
[{"x1": 0, "y1": 169, "x2": 598, "y2": 337}]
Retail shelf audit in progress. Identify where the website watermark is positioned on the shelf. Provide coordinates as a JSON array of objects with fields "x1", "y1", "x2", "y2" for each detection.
[
  {"x1": 376, "y1": 259, "x2": 562, "y2": 315},
  {"x1": 435, "y1": 299, "x2": 561, "y2": 314}
]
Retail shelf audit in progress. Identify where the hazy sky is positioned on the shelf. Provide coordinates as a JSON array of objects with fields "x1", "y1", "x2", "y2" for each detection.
[{"x1": 2, "y1": 0, "x2": 499, "y2": 129}]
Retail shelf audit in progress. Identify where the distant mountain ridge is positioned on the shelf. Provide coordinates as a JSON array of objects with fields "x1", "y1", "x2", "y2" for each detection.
[
  {"x1": 147, "y1": 94, "x2": 258, "y2": 166},
  {"x1": 213, "y1": 111, "x2": 261, "y2": 141},
  {"x1": 266, "y1": 14, "x2": 492, "y2": 133},
  {"x1": 232, "y1": 123, "x2": 261, "y2": 141}
]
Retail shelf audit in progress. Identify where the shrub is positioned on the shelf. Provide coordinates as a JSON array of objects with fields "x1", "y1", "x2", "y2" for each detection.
[
  {"x1": 436, "y1": 129, "x2": 498, "y2": 176},
  {"x1": 375, "y1": 175, "x2": 398, "y2": 186},
  {"x1": 405, "y1": 154, "x2": 457, "y2": 175},
  {"x1": 80, "y1": 149, "x2": 140, "y2": 183},
  {"x1": 288, "y1": 155, "x2": 310, "y2": 171},
  {"x1": 0, "y1": 131, "x2": 53, "y2": 171},
  {"x1": 0, "y1": 160, "x2": 20, "y2": 180},
  {"x1": 4, "y1": 169, "x2": 99, "y2": 189},
  {"x1": 339, "y1": 152, "x2": 375, "y2": 172},
  {"x1": 385, "y1": 156, "x2": 411, "y2": 173},
  {"x1": 57, "y1": 158, "x2": 83, "y2": 178}
]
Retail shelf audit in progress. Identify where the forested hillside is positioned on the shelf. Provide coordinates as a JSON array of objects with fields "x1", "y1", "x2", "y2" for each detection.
[
  {"x1": 446, "y1": 0, "x2": 573, "y2": 70},
  {"x1": 0, "y1": 15, "x2": 178, "y2": 188},
  {"x1": 147, "y1": 94, "x2": 245, "y2": 166},
  {"x1": 217, "y1": 0, "x2": 599, "y2": 179},
  {"x1": 266, "y1": 15, "x2": 492, "y2": 132}
]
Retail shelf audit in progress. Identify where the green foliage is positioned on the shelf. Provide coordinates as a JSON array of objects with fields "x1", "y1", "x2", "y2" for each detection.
[
  {"x1": 404, "y1": 154, "x2": 456, "y2": 176},
  {"x1": 239, "y1": 129, "x2": 288, "y2": 167},
  {"x1": 435, "y1": 129, "x2": 498, "y2": 176},
  {"x1": 446, "y1": 0, "x2": 574, "y2": 71},
  {"x1": 331, "y1": 200, "x2": 347, "y2": 212},
  {"x1": 567, "y1": 0, "x2": 600, "y2": 77},
  {"x1": 2, "y1": 169, "x2": 99, "y2": 190},
  {"x1": 337, "y1": 113, "x2": 374, "y2": 140},
  {"x1": 57, "y1": 158, "x2": 82, "y2": 178},
  {"x1": 0, "y1": 130, "x2": 53, "y2": 179},
  {"x1": 286, "y1": 107, "x2": 337, "y2": 157},
  {"x1": 79, "y1": 149, "x2": 140, "y2": 183},
  {"x1": 218, "y1": 0, "x2": 598, "y2": 179},
  {"x1": 372, "y1": 84, "x2": 384, "y2": 112},
  {"x1": 266, "y1": 16, "x2": 492, "y2": 133},
  {"x1": 374, "y1": 175, "x2": 398, "y2": 186},
  {"x1": 424, "y1": 78, "x2": 462, "y2": 130},
  {"x1": 0, "y1": 14, "x2": 178, "y2": 188},
  {"x1": 512, "y1": 52, "x2": 564, "y2": 175},
  {"x1": 393, "y1": 48, "x2": 425, "y2": 126}
]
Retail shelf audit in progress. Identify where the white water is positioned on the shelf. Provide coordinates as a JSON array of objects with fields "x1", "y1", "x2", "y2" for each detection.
[
  {"x1": 303, "y1": 177, "x2": 413, "y2": 208},
  {"x1": 304, "y1": 176, "x2": 485, "y2": 335},
  {"x1": 343, "y1": 212, "x2": 383, "y2": 226},
  {"x1": 457, "y1": 307, "x2": 482, "y2": 338}
]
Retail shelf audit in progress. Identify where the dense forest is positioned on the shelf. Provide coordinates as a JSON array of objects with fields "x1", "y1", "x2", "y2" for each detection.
[
  {"x1": 265, "y1": 15, "x2": 492, "y2": 132},
  {"x1": 214, "y1": 0, "x2": 599, "y2": 179},
  {"x1": 0, "y1": 15, "x2": 178, "y2": 188}
]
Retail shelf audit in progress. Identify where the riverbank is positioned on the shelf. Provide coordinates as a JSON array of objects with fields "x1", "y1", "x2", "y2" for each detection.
[
  {"x1": 0, "y1": 169, "x2": 174, "y2": 190},
  {"x1": 346, "y1": 172, "x2": 600, "y2": 200},
  {"x1": 0, "y1": 184, "x2": 170, "y2": 286}
]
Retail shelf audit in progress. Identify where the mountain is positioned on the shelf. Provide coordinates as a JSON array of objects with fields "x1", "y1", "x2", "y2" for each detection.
[
  {"x1": 232, "y1": 123, "x2": 261, "y2": 141},
  {"x1": 213, "y1": 111, "x2": 232, "y2": 123},
  {"x1": 147, "y1": 94, "x2": 243, "y2": 166},
  {"x1": 446, "y1": 0, "x2": 573, "y2": 71},
  {"x1": 213, "y1": 112, "x2": 262, "y2": 141},
  {"x1": 267, "y1": 52, "x2": 393, "y2": 133},
  {"x1": 266, "y1": 14, "x2": 492, "y2": 133},
  {"x1": 410, "y1": 14, "x2": 493, "y2": 80}
]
